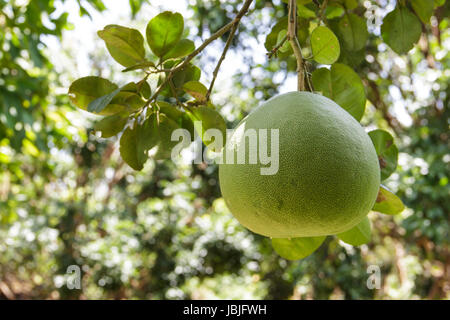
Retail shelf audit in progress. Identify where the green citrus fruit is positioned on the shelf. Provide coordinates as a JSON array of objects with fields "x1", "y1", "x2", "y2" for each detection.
[{"x1": 219, "y1": 92, "x2": 380, "y2": 238}]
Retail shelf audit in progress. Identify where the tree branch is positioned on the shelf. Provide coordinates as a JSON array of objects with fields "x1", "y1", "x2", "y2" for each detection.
[
  {"x1": 206, "y1": 21, "x2": 239, "y2": 101},
  {"x1": 304, "y1": 63, "x2": 313, "y2": 91},
  {"x1": 148, "y1": 0, "x2": 253, "y2": 104},
  {"x1": 267, "y1": 35, "x2": 287, "y2": 59},
  {"x1": 318, "y1": 0, "x2": 329, "y2": 25},
  {"x1": 287, "y1": 0, "x2": 305, "y2": 91}
]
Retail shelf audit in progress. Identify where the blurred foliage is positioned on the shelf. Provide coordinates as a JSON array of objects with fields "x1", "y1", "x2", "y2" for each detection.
[{"x1": 0, "y1": 0, "x2": 449, "y2": 300}]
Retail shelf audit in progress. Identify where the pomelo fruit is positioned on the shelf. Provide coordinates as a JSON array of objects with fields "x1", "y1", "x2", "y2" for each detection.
[{"x1": 218, "y1": 91, "x2": 380, "y2": 238}]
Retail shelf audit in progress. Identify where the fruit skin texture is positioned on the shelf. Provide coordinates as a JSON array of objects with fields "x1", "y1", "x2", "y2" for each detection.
[{"x1": 219, "y1": 92, "x2": 380, "y2": 238}]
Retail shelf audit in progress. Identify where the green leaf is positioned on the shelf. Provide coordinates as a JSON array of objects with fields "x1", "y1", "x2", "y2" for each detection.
[
  {"x1": 281, "y1": 0, "x2": 313, "y2": 5},
  {"x1": 153, "y1": 114, "x2": 181, "y2": 160},
  {"x1": 98, "y1": 82, "x2": 148, "y2": 112},
  {"x1": 162, "y1": 39, "x2": 195, "y2": 61},
  {"x1": 120, "y1": 125, "x2": 145, "y2": 171},
  {"x1": 119, "y1": 110, "x2": 184, "y2": 166},
  {"x1": 381, "y1": 6, "x2": 422, "y2": 54},
  {"x1": 434, "y1": 0, "x2": 446, "y2": 8},
  {"x1": 337, "y1": 45, "x2": 365, "y2": 67},
  {"x1": 325, "y1": 5, "x2": 345, "y2": 19},
  {"x1": 68, "y1": 76, "x2": 126, "y2": 115},
  {"x1": 328, "y1": 18, "x2": 365, "y2": 66},
  {"x1": 155, "y1": 101, "x2": 180, "y2": 116},
  {"x1": 276, "y1": 29, "x2": 290, "y2": 53},
  {"x1": 181, "y1": 64, "x2": 201, "y2": 83},
  {"x1": 311, "y1": 63, "x2": 366, "y2": 121},
  {"x1": 182, "y1": 81, "x2": 208, "y2": 102},
  {"x1": 368, "y1": 129, "x2": 398, "y2": 180},
  {"x1": 121, "y1": 81, "x2": 151, "y2": 99},
  {"x1": 98, "y1": 25, "x2": 146, "y2": 67},
  {"x1": 137, "y1": 80, "x2": 151, "y2": 99},
  {"x1": 337, "y1": 13, "x2": 368, "y2": 51},
  {"x1": 93, "y1": 113, "x2": 128, "y2": 138},
  {"x1": 187, "y1": 106, "x2": 227, "y2": 152},
  {"x1": 310, "y1": 26, "x2": 340, "y2": 65},
  {"x1": 121, "y1": 82, "x2": 138, "y2": 93},
  {"x1": 265, "y1": 17, "x2": 287, "y2": 51},
  {"x1": 129, "y1": 0, "x2": 144, "y2": 18},
  {"x1": 156, "y1": 101, "x2": 194, "y2": 137},
  {"x1": 164, "y1": 63, "x2": 201, "y2": 96},
  {"x1": 22, "y1": 139, "x2": 39, "y2": 157},
  {"x1": 337, "y1": 216, "x2": 371, "y2": 246},
  {"x1": 272, "y1": 236, "x2": 326, "y2": 261},
  {"x1": 297, "y1": 4, "x2": 316, "y2": 18},
  {"x1": 119, "y1": 115, "x2": 159, "y2": 170},
  {"x1": 342, "y1": 0, "x2": 358, "y2": 10},
  {"x1": 265, "y1": 17, "x2": 309, "y2": 57},
  {"x1": 411, "y1": 0, "x2": 434, "y2": 23},
  {"x1": 122, "y1": 61, "x2": 155, "y2": 73},
  {"x1": 146, "y1": 11, "x2": 184, "y2": 57},
  {"x1": 372, "y1": 184, "x2": 405, "y2": 215},
  {"x1": 265, "y1": 17, "x2": 291, "y2": 58},
  {"x1": 87, "y1": 87, "x2": 121, "y2": 113},
  {"x1": 110, "y1": 91, "x2": 146, "y2": 111}
]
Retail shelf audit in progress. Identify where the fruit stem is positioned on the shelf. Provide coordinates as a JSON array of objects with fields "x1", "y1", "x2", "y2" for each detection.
[{"x1": 287, "y1": 0, "x2": 305, "y2": 91}]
